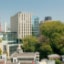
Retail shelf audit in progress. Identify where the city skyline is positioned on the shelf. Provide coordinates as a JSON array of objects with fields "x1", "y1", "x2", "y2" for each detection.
[{"x1": 0, "y1": 0, "x2": 64, "y2": 24}]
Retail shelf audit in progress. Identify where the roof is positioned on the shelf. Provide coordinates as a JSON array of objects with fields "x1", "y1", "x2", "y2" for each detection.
[
  {"x1": 11, "y1": 44, "x2": 39, "y2": 59},
  {"x1": 48, "y1": 54, "x2": 60, "y2": 58},
  {"x1": 11, "y1": 52, "x2": 36, "y2": 58},
  {"x1": 11, "y1": 44, "x2": 39, "y2": 58}
]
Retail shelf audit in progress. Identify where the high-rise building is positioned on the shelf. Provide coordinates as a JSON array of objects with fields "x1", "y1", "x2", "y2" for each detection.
[
  {"x1": 33, "y1": 17, "x2": 39, "y2": 36},
  {"x1": 44, "y1": 16, "x2": 52, "y2": 21},
  {"x1": 11, "y1": 12, "x2": 32, "y2": 39}
]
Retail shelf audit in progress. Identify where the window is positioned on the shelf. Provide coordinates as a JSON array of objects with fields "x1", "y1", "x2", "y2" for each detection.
[{"x1": 13, "y1": 58, "x2": 17, "y2": 63}]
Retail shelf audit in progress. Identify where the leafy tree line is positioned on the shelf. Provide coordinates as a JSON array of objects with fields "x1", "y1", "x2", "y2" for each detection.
[{"x1": 22, "y1": 21, "x2": 64, "y2": 59}]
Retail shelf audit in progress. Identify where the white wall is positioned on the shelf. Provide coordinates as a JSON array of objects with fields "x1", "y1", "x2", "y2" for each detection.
[{"x1": 39, "y1": 59, "x2": 55, "y2": 64}]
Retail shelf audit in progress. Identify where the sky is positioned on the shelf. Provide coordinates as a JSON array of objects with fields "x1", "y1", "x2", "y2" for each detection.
[{"x1": 0, "y1": 0, "x2": 64, "y2": 28}]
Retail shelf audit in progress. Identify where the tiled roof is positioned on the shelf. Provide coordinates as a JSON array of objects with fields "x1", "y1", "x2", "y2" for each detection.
[{"x1": 11, "y1": 52, "x2": 36, "y2": 58}]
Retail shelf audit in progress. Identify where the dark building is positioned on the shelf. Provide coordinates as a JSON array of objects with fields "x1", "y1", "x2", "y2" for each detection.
[{"x1": 44, "y1": 16, "x2": 52, "y2": 21}]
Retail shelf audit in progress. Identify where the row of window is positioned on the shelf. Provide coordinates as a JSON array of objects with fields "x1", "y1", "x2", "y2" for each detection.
[{"x1": 19, "y1": 14, "x2": 31, "y2": 21}]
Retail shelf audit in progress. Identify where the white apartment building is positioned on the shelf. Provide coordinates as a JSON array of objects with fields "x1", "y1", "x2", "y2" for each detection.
[{"x1": 11, "y1": 12, "x2": 32, "y2": 39}]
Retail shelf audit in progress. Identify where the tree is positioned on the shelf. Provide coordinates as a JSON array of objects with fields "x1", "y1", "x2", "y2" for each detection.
[
  {"x1": 23, "y1": 36, "x2": 39, "y2": 52},
  {"x1": 55, "y1": 59, "x2": 62, "y2": 64},
  {"x1": 40, "y1": 43, "x2": 53, "y2": 58},
  {"x1": 38, "y1": 35, "x2": 50, "y2": 43},
  {"x1": 40, "y1": 21, "x2": 64, "y2": 38},
  {"x1": 60, "y1": 48, "x2": 64, "y2": 54},
  {"x1": 0, "y1": 48, "x2": 2, "y2": 55},
  {"x1": 40, "y1": 21, "x2": 64, "y2": 54}
]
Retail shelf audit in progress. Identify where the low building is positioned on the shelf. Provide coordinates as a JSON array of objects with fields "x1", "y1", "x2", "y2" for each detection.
[
  {"x1": 0, "y1": 32, "x2": 20, "y2": 58},
  {"x1": 0, "y1": 54, "x2": 7, "y2": 64},
  {"x1": 11, "y1": 44, "x2": 39, "y2": 64},
  {"x1": 0, "y1": 45, "x2": 40, "y2": 64},
  {"x1": 5, "y1": 43, "x2": 22, "y2": 58},
  {"x1": 0, "y1": 54, "x2": 18, "y2": 64}
]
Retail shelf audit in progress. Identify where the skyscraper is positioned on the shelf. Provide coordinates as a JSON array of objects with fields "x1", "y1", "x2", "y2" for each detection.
[
  {"x1": 33, "y1": 17, "x2": 39, "y2": 36},
  {"x1": 11, "y1": 12, "x2": 32, "y2": 39},
  {"x1": 44, "y1": 16, "x2": 52, "y2": 21}
]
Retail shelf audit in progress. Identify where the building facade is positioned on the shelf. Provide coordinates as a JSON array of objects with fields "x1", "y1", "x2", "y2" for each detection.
[
  {"x1": 33, "y1": 17, "x2": 39, "y2": 37},
  {"x1": 44, "y1": 16, "x2": 52, "y2": 21},
  {"x1": 0, "y1": 32, "x2": 18, "y2": 57},
  {"x1": 0, "y1": 32, "x2": 17, "y2": 44},
  {"x1": 11, "y1": 12, "x2": 32, "y2": 39},
  {"x1": 11, "y1": 45, "x2": 39, "y2": 64}
]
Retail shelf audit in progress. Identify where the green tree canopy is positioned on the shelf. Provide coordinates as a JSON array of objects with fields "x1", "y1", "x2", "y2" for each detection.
[
  {"x1": 40, "y1": 43, "x2": 53, "y2": 58},
  {"x1": 55, "y1": 59, "x2": 62, "y2": 64},
  {"x1": 23, "y1": 36, "x2": 39, "y2": 52},
  {"x1": 40, "y1": 21, "x2": 64, "y2": 37},
  {"x1": 40, "y1": 21, "x2": 64, "y2": 54}
]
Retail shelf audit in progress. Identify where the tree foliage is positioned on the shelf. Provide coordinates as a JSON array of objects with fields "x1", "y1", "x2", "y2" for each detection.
[
  {"x1": 0, "y1": 48, "x2": 2, "y2": 55},
  {"x1": 40, "y1": 43, "x2": 53, "y2": 58},
  {"x1": 22, "y1": 21, "x2": 64, "y2": 59},
  {"x1": 40, "y1": 21, "x2": 64, "y2": 55},
  {"x1": 55, "y1": 59, "x2": 62, "y2": 64},
  {"x1": 23, "y1": 36, "x2": 39, "y2": 52}
]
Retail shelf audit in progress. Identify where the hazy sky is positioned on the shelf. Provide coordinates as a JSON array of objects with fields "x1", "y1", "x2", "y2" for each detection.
[{"x1": 0, "y1": 0, "x2": 64, "y2": 26}]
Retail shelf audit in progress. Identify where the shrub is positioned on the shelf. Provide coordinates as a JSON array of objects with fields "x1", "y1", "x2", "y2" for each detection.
[{"x1": 55, "y1": 59, "x2": 62, "y2": 64}]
